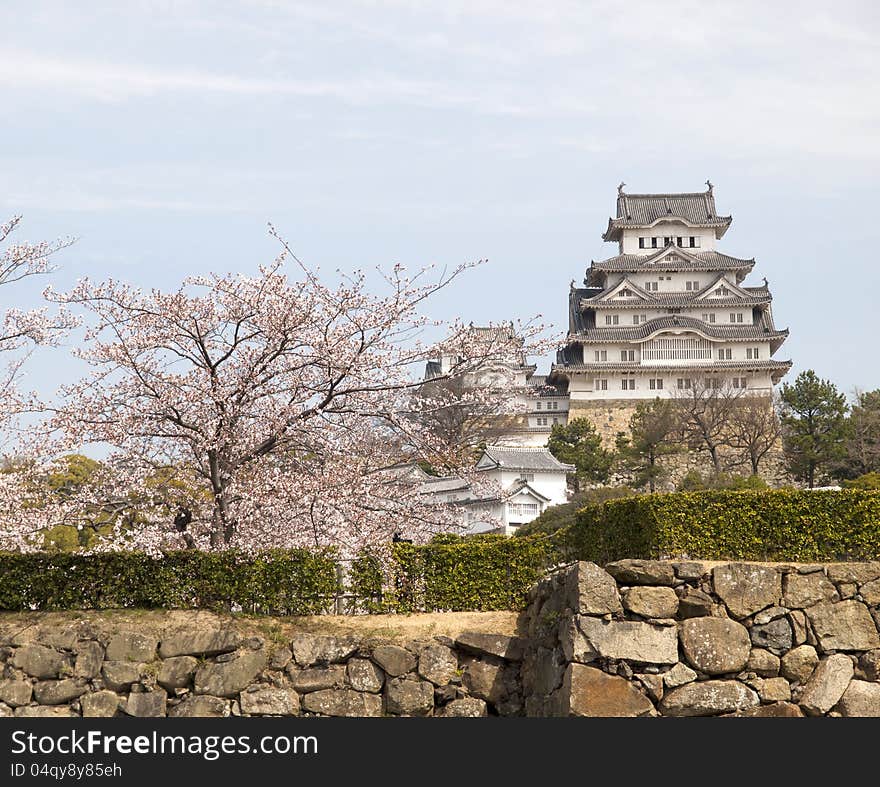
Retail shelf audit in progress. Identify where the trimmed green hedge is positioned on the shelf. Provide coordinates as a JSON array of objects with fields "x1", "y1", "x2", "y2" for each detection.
[
  {"x1": 0, "y1": 549, "x2": 339, "y2": 615},
  {"x1": 351, "y1": 534, "x2": 553, "y2": 613},
  {"x1": 565, "y1": 489, "x2": 880, "y2": 564}
]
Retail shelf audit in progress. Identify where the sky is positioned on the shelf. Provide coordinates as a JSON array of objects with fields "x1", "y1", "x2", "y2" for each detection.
[{"x1": 2, "y1": 0, "x2": 879, "y2": 399}]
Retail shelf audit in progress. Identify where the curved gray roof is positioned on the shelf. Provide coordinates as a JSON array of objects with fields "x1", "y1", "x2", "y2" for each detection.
[
  {"x1": 479, "y1": 446, "x2": 575, "y2": 472},
  {"x1": 589, "y1": 249, "x2": 754, "y2": 277},
  {"x1": 603, "y1": 187, "x2": 732, "y2": 241}
]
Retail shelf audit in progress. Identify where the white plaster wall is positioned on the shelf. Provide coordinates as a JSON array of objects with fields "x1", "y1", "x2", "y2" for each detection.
[{"x1": 620, "y1": 225, "x2": 717, "y2": 255}]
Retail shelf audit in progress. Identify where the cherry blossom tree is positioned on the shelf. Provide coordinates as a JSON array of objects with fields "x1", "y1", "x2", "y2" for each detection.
[{"x1": 40, "y1": 235, "x2": 545, "y2": 556}]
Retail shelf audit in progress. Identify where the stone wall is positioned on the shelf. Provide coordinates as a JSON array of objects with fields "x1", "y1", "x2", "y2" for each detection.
[
  {"x1": 521, "y1": 559, "x2": 880, "y2": 716},
  {"x1": 0, "y1": 620, "x2": 524, "y2": 718}
]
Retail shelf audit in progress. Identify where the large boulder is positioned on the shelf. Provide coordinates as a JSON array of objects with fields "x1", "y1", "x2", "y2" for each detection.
[
  {"x1": 33, "y1": 679, "x2": 88, "y2": 705},
  {"x1": 677, "y1": 587, "x2": 715, "y2": 619},
  {"x1": 288, "y1": 665, "x2": 346, "y2": 693},
  {"x1": 289, "y1": 634, "x2": 359, "y2": 667},
  {"x1": 12, "y1": 645, "x2": 65, "y2": 679},
  {"x1": 385, "y1": 677, "x2": 434, "y2": 716},
  {"x1": 157, "y1": 656, "x2": 198, "y2": 690},
  {"x1": 194, "y1": 650, "x2": 267, "y2": 698},
  {"x1": 605, "y1": 559, "x2": 675, "y2": 586},
  {"x1": 300, "y1": 689, "x2": 383, "y2": 717},
  {"x1": 81, "y1": 691, "x2": 120, "y2": 718},
  {"x1": 125, "y1": 689, "x2": 167, "y2": 718},
  {"x1": 101, "y1": 661, "x2": 143, "y2": 692},
  {"x1": 455, "y1": 632, "x2": 524, "y2": 661},
  {"x1": 371, "y1": 645, "x2": 416, "y2": 677},
  {"x1": 462, "y1": 661, "x2": 505, "y2": 705},
  {"x1": 781, "y1": 645, "x2": 819, "y2": 684},
  {"x1": 570, "y1": 617, "x2": 678, "y2": 665},
  {"x1": 750, "y1": 617, "x2": 793, "y2": 656},
  {"x1": 169, "y1": 696, "x2": 228, "y2": 718},
  {"x1": 436, "y1": 698, "x2": 487, "y2": 717},
  {"x1": 623, "y1": 586, "x2": 679, "y2": 619},
  {"x1": 799, "y1": 654, "x2": 853, "y2": 716},
  {"x1": 663, "y1": 663, "x2": 697, "y2": 689},
  {"x1": 783, "y1": 572, "x2": 838, "y2": 609},
  {"x1": 712, "y1": 563, "x2": 781, "y2": 619},
  {"x1": 563, "y1": 664, "x2": 654, "y2": 717},
  {"x1": 564, "y1": 562, "x2": 623, "y2": 615},
  {"x1": 159, "y1": 626, "x2": 241, "y2": 658},
  {"x1": 806, "y1": 601, "x2": 880, "y2": 652},
  {"x1": 105, "y1": 632, "x2": 157, "y2": 662},
  {"x1": 346, "y1": 659, "x2": 384, "y2": 693},
  {"x1": 418, "y1": 644, "x2": 459, "y2": 686},
  {"x1": 74, "y1": 641, "x2": 104, "y2": 679},
  {"x1": 746, "y1": 649, "x2": 780, "y2": 677},
  {"x1": 240, "y1": 686, "x2": 299, "y2": 716},
  {"x1": 835, "y1": 680, "x2": 880, "y2": 717},
  {"x1": 679, "y1": 618, "x2": 751, "y2": 675},
  {"x1": 0, "y1": 679, "x2": 32, "y2": 707},
  {"x1": 660, "y1": 680, "x2": 760, "y2": 717}
]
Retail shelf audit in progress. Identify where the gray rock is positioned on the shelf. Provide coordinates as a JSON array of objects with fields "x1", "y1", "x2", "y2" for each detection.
[
  {"x1": 827, "y1": 562, "x2": 880, "y2": 586},
  {"x1": 564, "y1": 562, "x2": 623, "y2": 615},
  {"x1": 269, "y1": 647, "x2": 292, "y2": 670},
  {"x1": 673, "y1": 562, "x2": 706, "y2": 581},
  {"x1": 859, "y1": 578, "x2": 880, "y2": 606},
  {"x1": 573, "y1": 617, "x2": 679, "y2": 665},
  {"x1": 194, "y1": 650, "x2": 267, "y2": 697},
  {"x1": 789, "y1": 610, "x2": 808, "y2": 646},
  {"x1": 799, "y1": 654, "x2": 854, "y2": 716},
  {"x1": 33, "y1": 679, "x2": 88, "y2": 705},
  {"x1": 605, "y1": 559, "x2": 676, "y2": 586},
  {"x1": 124, "y1": 689, "x2": 167, "y2": 718},
  {"x1": 623, "y1": 586, "x2": 679, "y2": 619},
  {"x1": 806, "y1": 600, "x2": 880, "y2": 652},
  {"x1": 455, "y1": 632, "x2": 525, "y2": 661},
  {"x1": 74, "y1": 641, "x2": 104, "y2": 679},
  {"x1": 663, "y1": 662, "x2": 697, "y2": 689},
  {"x1": 159, "y1": 627, "x2": 241, "y2": 658},
  {"x1": 712, "y1": 563, "x2": 781, "y2": 619},
  {"x1": 12, "y1": 645, "x2": 65, "y2": 679},
  {"x1": 169, "y1": 696, "x2": 228, "y2": 718},
  {"x1": 677, "y1": 587, "x2": 714, "y2": 619},
  {"x1": 660, "y1": 680, "x2": 760, "y2": 717},
  {"x1": 679, "y1": 618, "x2": 751, "y2": 675},
  {"x1": 755, "y1": 677, "x2": 791, "y2": 703},
  {"x1": 783, "y1": 572, "x2": 838, "y2": 609},
  {"x1": 562, "y1": 664, "x2": 655, "y2": 717},
  {"x1": 81, "y1": 691, "x2": 120, "y2": 718},
  {"x1": 105, "y1": 632, "x2": 157, "y2": 662},
  {"x1": 859, "y1": 649, "x2": 880, "y2": 681},
  {"x1": 288, "y1": 665, "x2": 346, "y2": 693},
  {"x1": 240, "y1": 686, "x2": 299, "y2": 716},
  {"x1": 418, "y1": 644, "x2": 459, "y2": 686},
  {"x1": 750, "y1": 617, "x2": 793, "y2": 656},
  {"x1": 462, "y1": 661, "x2": 505, "y2": 705},
  {"x1": 157, "y1": 655, "x2": 198, "y2": 690},
  {"x1": 101, "y1": 661, "x2": 143, "y2": 692},
  {"x1": 385, "y1": 677, "x2": 434, "y2": 716},
  {"x1": 781, "y1": 645, "x2": 819, "y2": 684},
  {"x1": 300, "y1": 689, "x2": 383, "y2": 717},
  {"x1": 435, "y1": 697, "x2": 487, "y2": 717},
  {"x1": 289, "y1": 633, "x2": 359, "y2": 667},
  {"x1": 15, "y1": 705, "x2": 76, "y2": 718},
  {"x1": 836, "y1": 679, "x2": 880, "y2": 717},
  {"x1": 371, "y1": 645, "x2": 416, "y2": 677},
  {"x1": 346, "y1": 658, "x2": 384, "y2": 693},
  {"x1": 0, "y1": 679, "x2": 32, "y2": 707},
  {"x1": 746, "y1": 649, "x2": 781, "y2": 677}
]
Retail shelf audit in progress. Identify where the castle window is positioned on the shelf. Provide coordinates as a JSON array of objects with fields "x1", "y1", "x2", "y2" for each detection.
[
  {"x1": 594, "y1": 379, "x2": 608, "y2": 391},
  {"x1": 594, "y1": 350, "x2": 607, "y2": 361},
  {"x1": 620, "y1": 349, "x2": 635, "y2": 362},
  {"x1": 536, "y1": 417, "x2": 547, "y2": 426},
  {"x1": 664, "y1": 236, "x2": 673, "y2": 247},
  {"x1": 651, "y1": 237, "x2": 658, "y2": 248},
  {"x1": 677, "y1": 378, "x2": 692, "y2": 390},
  {"x1": 717, "y1": 348, "x2": 732, "y2": 360},
  {"x1": 549, "y1": 401, "x2": 558, "y2": 410},
  {"x1": 519, "y1": 473, "x2": 535, "y2": 482},
  {"x1": 649, "y1": 378, "x2": 664, "y2": 390},
  {"x1": 704, "y1": 378, "x2": 722, "y2": 389},
  {"x1": 633, "y1": 314, "x2": 647, "y2": 325},
  {"x1": 701, "y1": 313, "x2": 716, "y2": 323},
  {"x1": 605, "y1": 315, "x2": 620, "y2": 325},
  {"x1": 552, "y1": 417, "x2": 559, "y2": 425},
  {"x1": 733, "y1": 378, "x2": 748, "y2": 389},
  {"x1": 621, "y1": 378, "x2": 636, "y2": 391},
  {"x1": 536, "y1": 401, "x2": 541, "y2": 409},
  {"x1": 639, "y1": 237, "x2": 646, "y2": 249},
  {"x1": 729, "y1": 313, "x2": 743, "y2": 323},
  {"x1": 689, "y1": 236, "x2": 700, "y2": 248},
  {"x1": 645, "y1": 281, "x2": 659, "y2": 292}
]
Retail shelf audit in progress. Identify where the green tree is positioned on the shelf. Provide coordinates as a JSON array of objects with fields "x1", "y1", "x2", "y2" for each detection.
[
  {"x1": 615, "y1": 399, "x2": 680, "y2": 492},
  {"x1": 839, "y1": 389, "x2": 880, "y2": 479},
  {"x1": 546, "y1": 418, "x2": 613, "y2": 490},
  {"x1": 780, "y1": 370, "x2": 848, "y2": 488}
]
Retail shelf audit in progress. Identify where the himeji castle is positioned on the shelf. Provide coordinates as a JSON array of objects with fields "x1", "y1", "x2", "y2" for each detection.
[{"x1": 547, "y1": 182, "x2": 791, "y2": 440}]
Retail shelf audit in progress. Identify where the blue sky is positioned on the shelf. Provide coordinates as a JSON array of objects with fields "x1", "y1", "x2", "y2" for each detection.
[{"x1": 2, "y1": 0, "x2": 879, "y2": 399}]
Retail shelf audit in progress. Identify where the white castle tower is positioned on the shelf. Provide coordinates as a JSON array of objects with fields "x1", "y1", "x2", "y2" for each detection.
[{"x1": 548, "y1": 182, "x2": 791, "y2": 439}]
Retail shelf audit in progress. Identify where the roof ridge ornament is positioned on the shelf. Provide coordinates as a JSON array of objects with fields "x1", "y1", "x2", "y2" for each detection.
[{"x1": 617, "y1": 182, "x2": 626, "y2": 195}]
